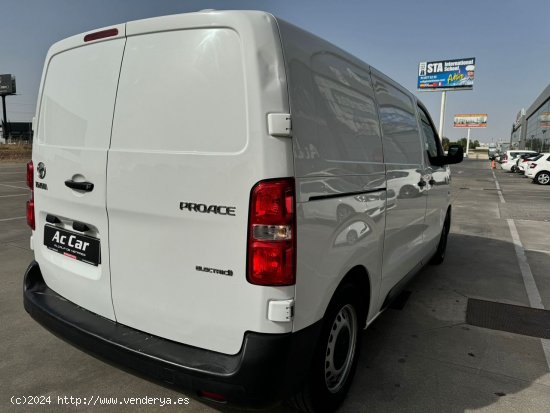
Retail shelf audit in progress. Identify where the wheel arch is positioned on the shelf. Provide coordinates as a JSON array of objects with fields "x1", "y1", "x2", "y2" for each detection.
[{"x1": 329, "y1": 265, "x2": 371, "y2": 326}]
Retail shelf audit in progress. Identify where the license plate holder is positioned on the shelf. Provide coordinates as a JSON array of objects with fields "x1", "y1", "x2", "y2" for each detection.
[{"x1": 44, "y1": 225, "x2": 101, "y2": 266}]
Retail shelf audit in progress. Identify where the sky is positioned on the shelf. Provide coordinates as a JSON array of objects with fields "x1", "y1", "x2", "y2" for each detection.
[{"x1": 1, "y1": 0, "x2": 549, "y2": 144}]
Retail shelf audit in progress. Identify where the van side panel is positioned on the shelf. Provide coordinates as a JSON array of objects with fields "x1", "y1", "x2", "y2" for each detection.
[
  {"x1": 107, "y1": 12, "x2": 293, "y2": 355},
  {"x1": 370, "y1": 69, "x2": 428, "y2": 304},
  {"x1": 277, "y1": 20, "x2": 386, "y2": 331}
]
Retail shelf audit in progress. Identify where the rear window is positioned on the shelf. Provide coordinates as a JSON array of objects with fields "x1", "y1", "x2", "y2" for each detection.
[
  {"x1": 37, "y1": 39, "x2": 125, "y2": 148},
  {"x1": 110, "y1": 28, "x2": 246, "y2": 153}
]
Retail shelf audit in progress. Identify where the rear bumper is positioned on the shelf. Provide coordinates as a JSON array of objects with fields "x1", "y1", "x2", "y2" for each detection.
[{"x1": 23, "y1": 261, "x2": 320, "y2": 408}]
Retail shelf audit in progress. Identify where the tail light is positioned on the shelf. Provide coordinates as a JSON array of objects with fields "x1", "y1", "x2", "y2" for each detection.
[
  {"x1": 26, "y1": 161, "x2": 35, "y2": 230},
  {"x1": 26, "y1": 196, "x2": 35, "y2": 230},
  {"x1": 530, "y1": 163, "x2": 537, "y2": 169},
  {"x1": 26, "y1": 160, "x2": 34, "y2": 188},
  {"x1": 247, "y1": 178, "x2": 295, "y2": 286}
]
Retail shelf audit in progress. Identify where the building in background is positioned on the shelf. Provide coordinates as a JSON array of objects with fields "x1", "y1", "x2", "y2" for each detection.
[
  {"x1": 510, "y1": 109, "x2": 524, "y2": 149},
  {"x1": 512, "y1": 84, "x2": 550, "y2": 152},
  {"x1": 0, "y1": 121, "x2": 33, "y2": 143}
]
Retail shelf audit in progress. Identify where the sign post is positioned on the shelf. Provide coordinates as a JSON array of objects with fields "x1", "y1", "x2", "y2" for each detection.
[
  {"x1": 418, "y1": 58, "x2": 476, "y2": 140},
  {"x1": 453, "y1": 114, "x2": 488, "y2": 157},
  {"x1": 0, "y1": 74, "x2": 16, "y2": 142},
  {"x1": 438, "y1": 91, "x2": 446, "y2": 139}
]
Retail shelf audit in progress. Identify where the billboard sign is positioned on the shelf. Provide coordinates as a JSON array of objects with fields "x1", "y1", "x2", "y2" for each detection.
[
  {"x1": 0, "y1": 74, "x2": 16, "y2": 95},
  {"x1": 453, "y1": 114, "x2": 487, "y2": 128},
  {"x1": 418, "y1": 58, "x2": 476, "y2": 91}
]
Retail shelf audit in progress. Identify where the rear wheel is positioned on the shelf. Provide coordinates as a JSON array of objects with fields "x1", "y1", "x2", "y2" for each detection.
[
  {"x1": 290, "y1": 284, "x2": 364, "y2": 413},
  {"x1": 511, "y1": 165, "x2": 517, "y2": 172},
  {"x1": 535, "y1": 171, "x2": 550, "y2": 185}
]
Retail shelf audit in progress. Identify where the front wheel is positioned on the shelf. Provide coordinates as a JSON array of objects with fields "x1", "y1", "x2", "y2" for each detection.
[
  {"x1": 535, "y1": 171, "x2": 550, "y2": 185},
  {"x1": 290, "y1": 284, "x2": 364, "y2": 413}
]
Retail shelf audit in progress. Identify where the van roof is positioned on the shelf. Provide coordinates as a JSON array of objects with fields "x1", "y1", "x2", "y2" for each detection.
[{"x1": 46, "y1": 10, "x2": 274, "y2": 57}]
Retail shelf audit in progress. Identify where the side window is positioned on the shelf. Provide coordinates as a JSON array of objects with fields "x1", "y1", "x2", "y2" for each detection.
[
  {"x1": 418, "y1": 106, "x2": 443, "y2": 161},
  {"x1": 372, "y1": 74, "x2": 423, "y2": 165}
]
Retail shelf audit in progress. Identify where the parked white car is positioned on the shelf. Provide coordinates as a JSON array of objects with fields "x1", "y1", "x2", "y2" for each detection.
[
  {"x1": 501, "y1": 150, "x2": 538, "y2": 172},
  {"x1": 525, "y1": 153, "x2": 550, "y2": 184},
  {"x1": 519, "y1": 153, "x2": 545, "y2": 174}
]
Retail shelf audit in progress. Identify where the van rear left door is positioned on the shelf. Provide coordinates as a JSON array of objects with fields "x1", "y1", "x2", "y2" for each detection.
[{"x1": 32, "y1": 26, "x2": 126, "y2": 320}]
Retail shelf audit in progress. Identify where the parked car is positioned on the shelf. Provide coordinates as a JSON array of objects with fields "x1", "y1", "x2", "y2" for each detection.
[
  {"x1": 517, "y1": 153, "x2": 541, "y2": 173},
  {"x1": 22, "y1": 10, "x2": 463, "y2": 412},
  {"x1": 501, "y1": 150, "x2": 538, "y2": 172},
  {"x1": 526, "y1": 153, "x2": 550, "y2": 184}
]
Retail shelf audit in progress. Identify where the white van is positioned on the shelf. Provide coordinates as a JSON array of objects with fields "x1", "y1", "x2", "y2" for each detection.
[{"x1": 23, "y1": 10, "x2": 463, "y2": 412}]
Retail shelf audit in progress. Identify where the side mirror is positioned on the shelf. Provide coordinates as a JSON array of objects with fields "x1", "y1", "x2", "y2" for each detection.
[
  {"x1": 446, "y1": 144, "x2": 464, "y2": 164},
  {"x1": 428, "y1": 144, "x2": 464, "y2": 166}
]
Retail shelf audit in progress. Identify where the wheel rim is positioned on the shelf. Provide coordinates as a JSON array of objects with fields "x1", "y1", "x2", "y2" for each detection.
[
  {"x1": 324, "y1": 304, "x2": 358, "y2": 393},
  {"x1": 538, "y1": 173, "x2": 550, "y2": 185}
]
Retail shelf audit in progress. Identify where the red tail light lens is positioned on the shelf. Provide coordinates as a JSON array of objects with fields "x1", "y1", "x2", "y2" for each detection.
[
  {"x1": 530, "y1": 163, "x2": 537, "y2": 169},
  {"x1": 26, "y1": 160, "x2": 35, "y2": 230},
  {"x1": 247, "y1": 178, "x2": 295, "y2": 286},
  {"x1": 26, "y1": 160, "x2": 34, "y2": 189},
  {"x1": 26, "y1": 195, "x2": 35, "y2": 230}
]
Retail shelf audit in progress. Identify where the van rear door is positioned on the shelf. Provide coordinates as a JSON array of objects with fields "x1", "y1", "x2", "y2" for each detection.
[
  {"x1": 32, "y1": 26, "x2": 126, "y2": 320},
  {"x1": 107, "y1": 13, "x2": 293, "y2": 355}
]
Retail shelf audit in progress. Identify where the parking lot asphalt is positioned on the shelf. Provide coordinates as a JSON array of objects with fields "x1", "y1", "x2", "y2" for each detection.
[{"x1": 1, "y1": 159, "x2": 549, "y2": 413}]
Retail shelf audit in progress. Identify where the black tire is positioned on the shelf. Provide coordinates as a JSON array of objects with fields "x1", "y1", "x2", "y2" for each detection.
[
  {"x1": 290, "y1": 284, "x2": 365, "y2": 413},
  {"x1": 511, "y1": 165, "x2": 517, "y2": 172},
  {"x1": 336, "y1": 204, "x2": 354, "y2": 223},
  {"x1": 399, "y1": 184, "x2": 417, "y2": 198},
  {"x1": 430, "y1": 212, "x2": 450, "y2": 265},
  {"x1": 535, "y1": 171, "x2": 550, "y2": 185}
]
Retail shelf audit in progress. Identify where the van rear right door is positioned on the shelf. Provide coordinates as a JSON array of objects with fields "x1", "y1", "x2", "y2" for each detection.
[{"x1": 107, "y1": 13, "x2": 293, "y2": 355}]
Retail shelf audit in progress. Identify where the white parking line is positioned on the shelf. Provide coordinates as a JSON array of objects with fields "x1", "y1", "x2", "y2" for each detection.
[
  {"x1": 0, "y1": 216, "x2": 26, "y2": 222},
  {"x1": 493, "y1": 171, "x2": 550, "y2": 369},
  {"x1": 492, "y1": 170, "x2": 505, "y2": 203},
  {"x1": 0, "y1": 194, "x2": 28, "y2": 198},
  {"x1": 0, "y1": 183, "x2": 27, "y2": 190},
  {"x1": 524, "y1": 248, "x2": 550, "y2": 255}
]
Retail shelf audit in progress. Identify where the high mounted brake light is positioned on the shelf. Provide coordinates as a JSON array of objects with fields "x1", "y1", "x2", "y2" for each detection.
[
  {"x1": 84, "y1": 28, "x2": 118, "y2": 42},
  {"x1": 247, "y1": 178, "x2": 296, "y2": 286}
]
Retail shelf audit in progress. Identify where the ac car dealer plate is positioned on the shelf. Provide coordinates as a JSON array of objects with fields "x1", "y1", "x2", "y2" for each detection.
[{"x1": 44, "y1": 225, "x2": 101, "y2": 266}]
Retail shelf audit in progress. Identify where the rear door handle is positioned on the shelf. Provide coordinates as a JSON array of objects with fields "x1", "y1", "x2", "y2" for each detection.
[{"x1": 65, "y1": 180, "x2": 94, "y2": 192}]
